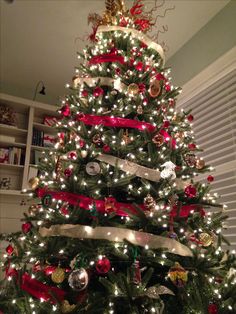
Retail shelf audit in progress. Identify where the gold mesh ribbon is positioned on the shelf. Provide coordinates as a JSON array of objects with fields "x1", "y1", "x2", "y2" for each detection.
[{"x1": 39, "y1": 224, "x2": 193, "y2": 257}]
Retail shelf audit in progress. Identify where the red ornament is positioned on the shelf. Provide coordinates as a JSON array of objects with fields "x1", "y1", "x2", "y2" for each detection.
[
  {"x1": 188, "y1": 143, "x2": 196, "y2": 150},
  {"x1": 184, "y1": 185, "x2": 197, "y2": 198},
  {"x1": 103, "y1": 145, "x2": 111, "y2": 153},
  {"x1": 208, "y1": 303, "x2": 218, "y2": 314},
  {"x1": 60, "y1": 206, "x2": 69, "y2": 216},
  {"x1": 163, "y1": 120, "x2": 170, "y2": 128},
  {"x1": 61, "y1": 104, "x2": 70, "y2": 117},
  {"x1": 207, "y1": 175, "x2": 214, "y2": 183},
  {"x1": 168, "y1": 99, "x2": 175, "y2": 107},
  {"x1": 6, "y1": 245, "x2": 14, "y2": 255},
  {"x1": 129, "y1": 58, "x2": 135, "y2": 67},
  {"x1": 64, "y1": 168, "x2": 73, "y2": 177},
  {"x1": 115, "y1": 68, "x2": 121, "y2": 75},
  {"x1": 165, "y1": 83, "x2": 171, "y2": 92},
  {"x1": 96, "y1": 257, "x2": 111, "y2": 274},
  {"x1": 79, "y1": 139, "x2": 85, "y2": 148},
  {"x1": 22, "y1": 222, "x2": 32, "y2": 234},
  {"x1": 138, "y1": 83, "x2": 146, "y2": 93},
  {"x1": 68, "y1": 151, "x2": 77, "y2": 160},
  {"x1": 81, "y1": 90, "x2": 88, "y2": 97},
  {"x1": 135, "y1": 61, "x2": 143, "y2": 71},
  {"x1": 187, "y1": 114, "x2": 194, "y2": 122},
  {"x1": 44, "y1": 265, "x2": 57, "y2": 276},
  {"x1": 93, "y1": 87, "x2": 104, "y2": 97}
]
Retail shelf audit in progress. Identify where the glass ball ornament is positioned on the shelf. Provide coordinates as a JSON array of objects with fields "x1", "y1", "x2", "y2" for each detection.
[{"x1": 68, "y1": 268, "x2": 89, "y2": 291}]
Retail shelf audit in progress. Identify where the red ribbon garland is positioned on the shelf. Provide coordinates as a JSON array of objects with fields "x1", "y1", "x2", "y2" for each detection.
[
  {"x1": 21, "y1": 273, "x2": 65, "y2": 303},
  {"x1": 89, "y1": 52, "x2": 125, "y2": 65},
  {"x1": 37, "y1": 188, "x2": 145, "y2": 216},
  {"x1": 170, "y1": 204, "x2": 205, "y2": 218},
  {"x1": 76, "y1": 113, "x2": 156, "y2": 132}
]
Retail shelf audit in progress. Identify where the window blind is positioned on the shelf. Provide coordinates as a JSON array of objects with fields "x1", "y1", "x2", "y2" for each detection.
[{"x1": 178, "y1": 69, "x2": 236, "y2": 250}]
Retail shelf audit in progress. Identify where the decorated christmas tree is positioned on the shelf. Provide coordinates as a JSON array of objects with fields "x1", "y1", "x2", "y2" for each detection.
[{"x1": 1, "y1": 1, "x2": 236, "y2": 313}]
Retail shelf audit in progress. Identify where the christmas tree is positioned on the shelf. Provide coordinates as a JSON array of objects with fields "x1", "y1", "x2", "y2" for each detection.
[{"x1": 1, "y1": 1, "x2": 236, "y2": 313}]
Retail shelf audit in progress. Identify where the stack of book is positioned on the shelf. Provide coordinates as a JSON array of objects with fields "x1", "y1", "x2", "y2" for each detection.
[{"x1": 32, "y1": 128, "x2": 44, "y2": 146}]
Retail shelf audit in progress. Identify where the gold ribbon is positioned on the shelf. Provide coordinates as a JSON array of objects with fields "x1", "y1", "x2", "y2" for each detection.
[
  {"x1": 39, "y1": 224, "x2": 193, "y2": 257},
  {"x1": 73, "y1": 76, "x2": 127, "y2": 91},
  {"x1": 97, "y1": 154, "x2": 161, "y2": 182},
  {"x1": 97, "y1": 25, "x2": 165, "y2": 64}
]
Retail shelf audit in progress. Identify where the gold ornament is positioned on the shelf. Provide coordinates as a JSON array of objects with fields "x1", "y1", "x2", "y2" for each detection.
[
  {"x1": 51, "y1": 267, "x2": 65, "y2": 284},
  {"x1": 137, "y1": 105, "x2": 143, "y2": 115},
  {"x1": 152, "y1": 134, "x2": 164, "y2": 147},
  {"x1": 168, "y1": 262, "x2": 188, "y2": 287},
  {"x1": 127, "y1": 83, "x2": 139, "y2": 96},
  {"x1": 28, "y1": 205, "x2": 39, "y2": 216},
  {"x1": 122, "y1": 129, "x2": 131, "y2": 145},
  {"x1": 184, "y1": 154, "x2": 196, "y2": 168},
  {"x1": 92, "y1": 133, "x2": 102, "y2": 145},
  {"x1": 199, "y1": 233, "x2": 213, "y2": 247},
  {"x1": 144, "y1": 194, "x2": 156, "y2": 210},
  {"x1": 28, "y1": 177, "x2": 39, "y2": 190},
  {"x1": 195, "y1": 158, "x2": 205, "y2": 170},
  {"x1": 149, "y1": 80, "x2": 161, "y2": 98},
  {"x1": 61, "y1": 300, "x2": 76, "y2": 313},
  {"x1": 175, "y1": 131, "x2": 184, "y2": 141}
]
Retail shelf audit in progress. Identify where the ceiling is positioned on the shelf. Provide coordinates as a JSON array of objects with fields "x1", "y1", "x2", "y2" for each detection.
[{"x1": 0, "y1": 0, "x2": 230, "y2": 105}]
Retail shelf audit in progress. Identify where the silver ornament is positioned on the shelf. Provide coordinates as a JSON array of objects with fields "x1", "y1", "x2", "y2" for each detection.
[
  {"x1": 68, "y1": 268, "x2": 88, "y2": 291},
  {"x1": 86, "y1": 162, "x2": 101, "y2": 176}
]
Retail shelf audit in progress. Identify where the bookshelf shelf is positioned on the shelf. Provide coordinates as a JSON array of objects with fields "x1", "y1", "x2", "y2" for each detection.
[
  {"x1": 0, "y1": 141, "x2": 26, "y2": 148},
  {"x1": 33, "y1": 122, "x2": 57, "y2": 134},
  {"x1": 0, "y1": 163, "x2": 24, "y2": 170},
  {"x1": 31, "y1": 145, "x2": 54, "y2": 151},
  {"x1": 0, "y1": 124, "x2": 27, "y2": 137},
  {"x1": 0, "y1": 189, "x2": 28, "y2": 196}
]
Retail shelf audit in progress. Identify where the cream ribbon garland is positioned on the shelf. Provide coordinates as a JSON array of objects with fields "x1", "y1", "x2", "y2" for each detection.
[
  {"x1": 97, "y1": 154, "x2": 161, "y2": 182},
  {"x1": 97, "y1": 25, "x2": 165, "y2": 64},
  {"x1": 39, "y1": 224, "x2": 193, "y2": 257},
  {"x1": 73, "y1": 76, "x2": 127, "y2": 91}
]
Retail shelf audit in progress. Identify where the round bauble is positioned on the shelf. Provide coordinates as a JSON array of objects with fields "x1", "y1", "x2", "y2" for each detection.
[
  {"x1": 207, "y1": 303, "x2": 218, "y2": 314},
  {"x1": 68, "y1": 268, "x2": 89, "y2": 291},
  {"x1": 64, "y1": 168, "x2": 73, "y2": 177},
  {"x1": 127, "y1": 83, "x2": 139, "y2": 96},
  {"x1": 184, "y1": 184, "x2": 197, "y2": 198},
  {"x1": 28, "y1": 177, "x2": 39, "y2": 190},
  {"x1": 22, "y1": 222, "x2": 32, "y2": 234},
  {"x1": 184, "y1": 154, "x2": 196, "y2": 168},
  {"x1": 152, "y1": 134, "x2": 164, "y2": 146},
  {"x1": 86, "y1": 162, "x2": 101, "y2": 176},
  {"x1": 96, "y1": 257, "x2": 111, "y2": 274},
  {"x1": 149, "y1": 80, "x2": 161, "y2": 98},
  {"x1": 92, "y1": 133, "x2": 102, "y2": 145},
  {"x1": 51, "y1": 267, "x2": 65, "y2": 284},
  {"x1": 199, "y1": 233, "x2": 213, "y2": 247}
]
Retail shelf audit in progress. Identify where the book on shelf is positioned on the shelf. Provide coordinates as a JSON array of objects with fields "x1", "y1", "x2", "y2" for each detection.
[{"x1": 32, "y1": 128, "x2": 44, "y2": 146}]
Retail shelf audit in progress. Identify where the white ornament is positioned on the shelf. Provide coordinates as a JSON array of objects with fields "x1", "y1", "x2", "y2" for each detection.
[
  {"x1": 160, "y1": 161, "x2": 176, "y2": 180},
  {"x1": 81, "y1": 150, "x2": 88, "y2": 158}
]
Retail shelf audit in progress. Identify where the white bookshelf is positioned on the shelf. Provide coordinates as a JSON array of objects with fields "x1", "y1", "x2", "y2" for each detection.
[{"x1": 0, "y1": 93, "x2": 58, "y2": 196}]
